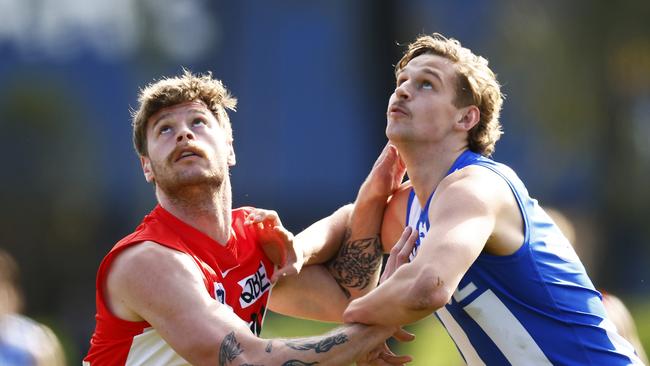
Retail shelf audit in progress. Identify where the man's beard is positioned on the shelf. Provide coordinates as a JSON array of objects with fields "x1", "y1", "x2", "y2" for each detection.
[{"x1": 151, "y1": 159, "x2": 226, "y2": 199}]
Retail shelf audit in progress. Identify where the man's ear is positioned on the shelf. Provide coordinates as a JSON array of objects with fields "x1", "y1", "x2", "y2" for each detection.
[
  {"x1": 456, "y1": 105, "x2": 481, "y2": 131},
  {"x1": 140, "y1": 156, "x2": 155, "y2": 183},
  {"x1": 227, "y1": 140, "x2": 236, "y2": 166}
]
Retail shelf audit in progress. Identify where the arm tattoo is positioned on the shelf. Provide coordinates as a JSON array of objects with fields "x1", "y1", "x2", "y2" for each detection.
[
  {"x1": 265, "y1": 340, "x2": 272, "y2": 353},
  {"x1": 327, "y1": 228, "x2": 382, "y2": 297},
  {"x1": 219, "y1": 332, "x2": 243, "y2": 366},
  {"x1": 240, "y1": 360, "x2": 317, "y2": 366},
  {"x1": 284, "y1": 333, "x2": 348, "y2": 353}
]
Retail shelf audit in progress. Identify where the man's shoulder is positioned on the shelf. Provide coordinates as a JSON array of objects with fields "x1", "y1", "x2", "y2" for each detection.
[
  {"x1": 110, "y1": 211, "x2": 181, "y2": 254},
  {"x1": 387, "y1": 181, "x2": 413, "y2": 209},
  {"x1": 438, "y1": 165, "x2": 515, "y2": 210},
  {"x1": 111, "y1": 241, "x2": 189, "y2": 275}
]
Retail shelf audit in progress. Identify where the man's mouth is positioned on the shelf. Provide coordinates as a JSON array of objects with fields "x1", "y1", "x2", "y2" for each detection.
[
  {"x1": 388, "y1": 105, "x2": 409, "y2": 117},
  {"x1": 173, "y1": 147, "x2": 204, "y2": 162}
]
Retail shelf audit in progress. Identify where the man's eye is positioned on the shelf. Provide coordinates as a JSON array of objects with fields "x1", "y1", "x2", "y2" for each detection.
[
  {"x1": 421, "y1": 81, "x2": 433, "y2": 90},
  {"x1": 192, "y1": 118, "x2": 206, "y2": 127},
  {"x1": 159, "y1": 125, "x2": 171, "y2": 134}
]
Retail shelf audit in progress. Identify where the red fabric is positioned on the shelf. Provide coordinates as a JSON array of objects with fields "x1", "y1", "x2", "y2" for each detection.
[{"x1": 84, "y1": 205, "x2": 274, "y2": 365}]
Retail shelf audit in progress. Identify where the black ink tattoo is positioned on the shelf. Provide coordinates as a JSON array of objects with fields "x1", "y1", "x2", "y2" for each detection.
[
  {"x1": 219, "y1": 332, "x2": 243, "y2": 366},
  {"x1": 284, "y1": 333, "x2": 348, "y2": 353},
  {"x1": 265, "y1": 340, "x2": 272, "y2": 353},
  {"x1": 281, "y1": 361, "x2": 318, "y2": 366},
  {"x1": 327, "y1": 228, "x2": 382, "y2": 298}
]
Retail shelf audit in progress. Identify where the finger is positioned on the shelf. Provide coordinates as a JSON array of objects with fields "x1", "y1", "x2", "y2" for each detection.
[
  {"x1": 271, "y1": 260, "x2": 300, "y2": 281},
  {"x1": 394, "y1": 146, "x2": 406, "y2": 171},
  {"x1": 392, "y1": 328, "x2": 416, "y2": 342},
  {"x1": 396, "y1": 229, "x2": 418, "y2": 264},
  {"x1": 372, "y1": 143, "x2": 393, "y2": 169},
  {"x1": 389, "y1": 226, "x2": 413, "y2": 257},
  {"x1": 247, "y1": 209, "x2": 281, "y2": 225},
  {"x1": 270, "y1": 269, "x2": 291, "y2": 283},
  {"x1": 272, "y1": 226, "x2": 293, "y2": 241}
]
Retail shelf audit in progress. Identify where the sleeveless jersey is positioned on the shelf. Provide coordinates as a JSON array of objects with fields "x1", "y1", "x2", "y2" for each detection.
[
  {"x1": 406, "y1": 150, "x2": 643, "y2": 365},
  {"x1": 84, "y1": 205, "x2": 275, "y2": 366}
]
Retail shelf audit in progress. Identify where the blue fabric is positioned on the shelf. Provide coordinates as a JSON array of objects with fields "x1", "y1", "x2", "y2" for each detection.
[{"x1": 406, "y1": 150, "x2": 641, "y2": 365}]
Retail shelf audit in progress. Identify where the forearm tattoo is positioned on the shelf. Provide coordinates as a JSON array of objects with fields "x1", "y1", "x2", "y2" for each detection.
[
  {"x1": 327, "y1": 228, "x2": 382, "y2": 298},
  {"x1": 247, "y1": 332, "x2": 345, "y2": 366},
  {"x1": 219, "y1": 332, "x2": 243, "y2": 366},
  {"x1": 284, "y1": 333, "x2": 348, "y2": 353},
  {"x1": 240, "y1": 361, "x2": 317, "y2": 366}
]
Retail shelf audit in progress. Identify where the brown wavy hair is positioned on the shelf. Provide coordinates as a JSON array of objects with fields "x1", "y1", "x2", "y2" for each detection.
[
  {"x1": 132, "y1": 69, "x2": 237, "y2": 157},
  {"x1": 396, "y1": 34, "x2": 504, "y2": 156}
]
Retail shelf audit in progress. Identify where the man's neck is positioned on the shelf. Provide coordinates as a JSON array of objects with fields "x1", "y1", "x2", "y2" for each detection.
[
  {"x1": 156, "y1": 179, "x2": 233, "y2": 245},
  {"x1": 395, "y1": 140, "x2": 466, "y2": 208}
]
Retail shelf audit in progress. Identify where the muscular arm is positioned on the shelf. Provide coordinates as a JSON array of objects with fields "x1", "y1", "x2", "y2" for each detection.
[
  {"x1": 325, "y1": 195, "x2": 386, "y2": 299},
  {"x1": 326, "y1": 144, "x2": 406, "y2": 299},
  {"x1": 106, "y1": 242, "x2": 395, "y2": 366},
  {"x1": 344, "y1": 169, "x2": 505, "y2": 326},
  {"x1": 268, "y1": 199, "x2": 384, "y2": 321},
  {"x1": 269, "y1": 145, "x2": 406, "y2": 319},
  {"x1": 268, "y1": 264, "x2": 349, "y2": 322},
  {"x1": 295, "y1": 204, "x2": 353, "y2": 266}
]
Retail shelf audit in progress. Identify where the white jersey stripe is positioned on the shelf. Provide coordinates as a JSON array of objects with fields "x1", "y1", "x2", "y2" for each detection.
[
  {"x1": 600, "y1": 318, "x2": 645, "y2": 365},
  {"x1": 436, "y1": 307, "x2": 486, "y2": 366},
  {"x1": 463, "y1": 290, "x2": 552, "y2": 365},
  {"x1": 125, "y1": 327, "x2": 190, "y2": 366}
]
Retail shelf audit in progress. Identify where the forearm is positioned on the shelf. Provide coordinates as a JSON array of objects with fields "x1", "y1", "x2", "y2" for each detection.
[
  {"x1": 170, "y1": 305, "x2": 390, "y2": 366},
  {"x1": 268, "y1": 264, "x2": 349, "y2": 323},
  {"x1": 343, "y1": 265, "x2": 440, "y2": 326},
  {"x1": 296, "y1": 204, "x2": 352, "y2": 266},
  {"x1": 250, "y1": 324, "x2": 393, "y2": 366},
  {"x1": 326, "y1": 185, "x2": 388, "y2": 299}
]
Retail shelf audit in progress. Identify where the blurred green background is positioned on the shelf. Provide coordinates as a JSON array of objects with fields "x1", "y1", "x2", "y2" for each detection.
[{"x1": 0, "y1": 0, "x2": 648, "y2": 364}]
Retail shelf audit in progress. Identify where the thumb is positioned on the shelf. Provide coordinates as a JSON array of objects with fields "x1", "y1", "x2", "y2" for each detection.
[{"x1": 271, "y1": 265, "x2": 298, "y2": 283}]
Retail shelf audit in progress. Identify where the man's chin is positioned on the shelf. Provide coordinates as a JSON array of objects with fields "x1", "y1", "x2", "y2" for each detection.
[{"x1": 157, "y1": 173, "x2": 224, "y2": 194}]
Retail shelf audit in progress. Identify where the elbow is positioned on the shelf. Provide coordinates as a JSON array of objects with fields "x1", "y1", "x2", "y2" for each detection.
[{"x1": 406, "y1": 271, "x2": 452, "y2": 312}]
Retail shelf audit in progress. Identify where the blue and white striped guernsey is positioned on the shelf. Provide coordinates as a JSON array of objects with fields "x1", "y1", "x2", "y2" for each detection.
[{"x1": 406, "y1": 150, "x2": 643, "y2": 365}]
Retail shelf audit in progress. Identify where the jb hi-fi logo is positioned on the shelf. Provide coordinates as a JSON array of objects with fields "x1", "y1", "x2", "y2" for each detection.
[{"x1": 238, "y1": 262, "x2": 271, "y2": 308}]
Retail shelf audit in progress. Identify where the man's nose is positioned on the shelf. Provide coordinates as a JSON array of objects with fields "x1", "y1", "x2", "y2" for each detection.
[
  {"x1": 176, "y1": 125, "x2": 195, "y2": 142},
  {"x1": 395, "y1": 81, "x2": 411, "y2": 100}
]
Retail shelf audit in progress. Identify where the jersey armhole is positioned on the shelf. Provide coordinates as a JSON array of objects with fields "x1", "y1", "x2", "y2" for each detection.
[{"x1": 472, "y1": 163, "x2": 531, "y2": 261}]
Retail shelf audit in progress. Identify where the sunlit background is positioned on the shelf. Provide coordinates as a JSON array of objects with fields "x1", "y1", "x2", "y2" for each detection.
[{"x1": 0, "y1": 0, "x2": 648, "y2": 364}]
